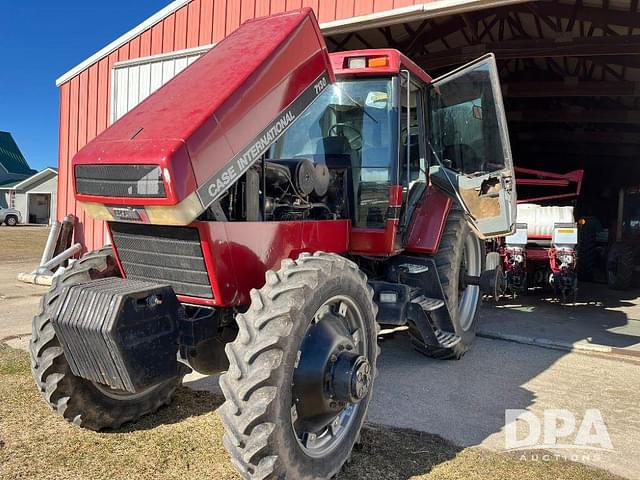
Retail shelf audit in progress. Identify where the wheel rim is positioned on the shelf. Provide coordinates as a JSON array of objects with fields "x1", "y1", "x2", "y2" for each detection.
[
  {"x1": 291, "y1": 295, "x2": 370, "y2": 458},
  {"x1": 458, "y1": 234, "x2": 481, "y2": 331}
]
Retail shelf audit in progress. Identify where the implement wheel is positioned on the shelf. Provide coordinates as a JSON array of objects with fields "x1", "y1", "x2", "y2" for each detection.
[
  {"x1": 29, "y1": 246, "x2": 187, "y2": 430},
  {"x1": 219, "y1": 252, "x2": 379, "y2": 479}
]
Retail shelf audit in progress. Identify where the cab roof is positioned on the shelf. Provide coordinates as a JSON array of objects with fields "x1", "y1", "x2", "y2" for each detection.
[{"x1": 329, "y1": 49, "x2": 432, "y2": 84}]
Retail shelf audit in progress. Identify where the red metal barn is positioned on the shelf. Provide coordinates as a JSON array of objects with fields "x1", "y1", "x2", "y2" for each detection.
[{"x1": 57, "y1": 0, "x2": 640, "y2": 251}]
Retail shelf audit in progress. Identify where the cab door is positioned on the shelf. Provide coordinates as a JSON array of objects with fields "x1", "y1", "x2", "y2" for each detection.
[{"x1": 427, "y1": 53, "x2": 516, "y2": 239}]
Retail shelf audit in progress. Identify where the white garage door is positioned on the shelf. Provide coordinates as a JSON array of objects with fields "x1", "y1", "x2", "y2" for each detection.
[{"x1": 111, "y1": 44, "x2": 212, "y2": 122}]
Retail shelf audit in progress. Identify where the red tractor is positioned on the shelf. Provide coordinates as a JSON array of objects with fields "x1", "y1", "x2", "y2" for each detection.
[{"x1": 30, "y1": 10, "x2": 515, "y2": 480}]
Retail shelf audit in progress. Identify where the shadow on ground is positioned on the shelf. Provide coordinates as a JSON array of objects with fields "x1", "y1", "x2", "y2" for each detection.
[
  {"x1": 116, "y1": 386, "x2": 225, "y2": 432},
  {"x1": 339, "y1": 424, "x2": 460, "y2": 479},
  {"x1": 480, "y1": 281, "x2": 640, "y2": 350}
]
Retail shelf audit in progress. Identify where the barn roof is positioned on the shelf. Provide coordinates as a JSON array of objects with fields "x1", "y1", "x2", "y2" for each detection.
[{"x1": 0, "y1": 131, "x2": 35, "y2": 176}]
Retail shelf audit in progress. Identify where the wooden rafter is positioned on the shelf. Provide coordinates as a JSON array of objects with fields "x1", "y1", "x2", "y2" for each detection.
[
  {"x1": 416, "y1": 35, "x2": 640, "y2": 69},
  {"x1": 515, "y1": 130, "x2": 640, "y2": 144},
  {"x1": 502, "y1": 81, "x2": 640, "y2": 98},
  {"x1": 515, "y1": 2, "x2": 640, "y2": 29},
  {"x1": 508, "y1": 109, "x2": 640, "y2": 124}
]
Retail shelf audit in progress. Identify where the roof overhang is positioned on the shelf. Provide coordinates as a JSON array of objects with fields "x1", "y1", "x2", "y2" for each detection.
[
  {"x1": 320, "y1": 0, "x2": 529, "y2": 35},
  {"x1": 11, "y1": 168, "x2": 58, "y2": 190},
  {"x1": 56, "y1": 0, "x2": 529, "y2": 87}
]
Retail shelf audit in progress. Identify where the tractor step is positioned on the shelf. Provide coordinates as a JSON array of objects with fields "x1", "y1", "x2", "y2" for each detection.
[
  {"x1": 411, "y1": 295, "x2": 444, "y2": 312},
  {"x1": 398, "y1": 263, "x2": 430, "y2": 274},
  {"x1": 434, "y1": 328, "x2": 462, "y2": 348},
  {"x1": 410, "y1": 294, "x2": 460, "y2": 350}
]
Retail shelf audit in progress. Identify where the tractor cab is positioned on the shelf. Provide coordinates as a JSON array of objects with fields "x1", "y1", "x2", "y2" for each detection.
[{"x1": 267, "y1": 49, "x2": 516, "y2": 256}]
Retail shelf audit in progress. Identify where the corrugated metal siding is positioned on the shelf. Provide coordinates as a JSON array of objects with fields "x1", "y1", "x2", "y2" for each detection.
[{"x1": 57, "y1": 0, "x2": 422, "y2": 251}]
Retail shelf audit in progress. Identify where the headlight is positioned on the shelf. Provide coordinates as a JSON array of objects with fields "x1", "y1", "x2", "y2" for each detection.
[{"x1": 513, "y1": 254, "x2": 524, "y2": 263}]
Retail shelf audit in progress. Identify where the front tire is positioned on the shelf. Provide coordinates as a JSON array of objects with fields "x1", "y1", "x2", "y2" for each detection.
[
  {"x1": 5, "y1": 215, "x2": 18, "y2": 226},
  {"x1": 30, "y1": 246, "x2": 187, "y2": 430},
  {"x1": 219, "y1": 252, "x2": 379, "y2": 479}
]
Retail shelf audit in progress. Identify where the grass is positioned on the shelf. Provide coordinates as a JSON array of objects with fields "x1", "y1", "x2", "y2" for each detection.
[
  {"x1": 0, "y1": 344, "x2": 623, "y2": 480},
  {"x1": 0, "y1": 225, "x2": 50, "y2": 263}
]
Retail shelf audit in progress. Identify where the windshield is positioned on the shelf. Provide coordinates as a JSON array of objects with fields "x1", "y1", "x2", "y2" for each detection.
[{"x1": 269, "y1": 78, "x2": 396, "y2": 228}]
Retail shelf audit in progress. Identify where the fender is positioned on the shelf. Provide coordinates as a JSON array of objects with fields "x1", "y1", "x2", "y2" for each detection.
[{"x1": 404, "y1": 186, "x2": 452, "y2": 255}]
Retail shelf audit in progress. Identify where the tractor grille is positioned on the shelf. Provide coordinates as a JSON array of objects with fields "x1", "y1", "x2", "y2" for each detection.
[
  {"x1": 75, "y1": 164, "x2": 165, "y2": 198},
  {"x1": 109, "y1": 222, "x2": 213, "y2": 298}
]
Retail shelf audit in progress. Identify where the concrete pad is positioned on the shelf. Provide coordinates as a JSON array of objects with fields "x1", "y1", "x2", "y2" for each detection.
[
  {"x1": 0, "y1": 226, "x2": 50, "y2": 340},
  {"x1": 367, "y1": 334, "x2": 640, "y2": 480},
  {"x1": 479, "y1": 282, "x2": 640, "y2": 354},
  {"x1": 0, "y1": 260, "x2": 48, "y2": 340}
]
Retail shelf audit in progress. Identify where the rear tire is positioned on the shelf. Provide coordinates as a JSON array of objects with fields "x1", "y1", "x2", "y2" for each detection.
[
  {"x1": 411, "y1": 205, "x2": 482, "y2": 360},
  {"x1": 607, "y1": 242, "x2": 634, "y2": 290},
  {"x1": 5, "y1": 215, "x2": 17, "y2": 226},
  {"x1": 219, "y1": 252, "x2": 379, "y2": 479},
  {"x1": 577, "y1": 225, "x2": 596, "y2": 281},
  {"x1": 29, "y1": 246, "x2": 187, "y2": 430}
]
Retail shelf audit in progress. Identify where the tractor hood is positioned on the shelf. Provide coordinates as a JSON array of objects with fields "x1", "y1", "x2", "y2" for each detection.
[{"x1": 73, "y1": 8, "x2": 334, "y2": 225}]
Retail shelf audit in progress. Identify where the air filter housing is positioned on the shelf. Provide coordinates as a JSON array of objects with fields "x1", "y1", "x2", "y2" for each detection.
[{"x1": 52, "y1": 277, "x2": 181, "y2": 393}]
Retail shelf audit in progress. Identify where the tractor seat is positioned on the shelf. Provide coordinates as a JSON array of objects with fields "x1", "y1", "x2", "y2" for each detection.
[{"x1": 317, "y1": 136, "x2": 358, "y2": 169}]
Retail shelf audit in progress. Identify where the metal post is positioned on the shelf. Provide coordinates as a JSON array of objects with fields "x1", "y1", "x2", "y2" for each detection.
[
  {"x1": 40, "y1": 243, "x2": 82, "y2": 272},
  {"x1": 53, "y1": 214, "x2": 75, "y2": 264},
  {"x1": 39, "y1": 221, "x2": 61, "y2": 266}
]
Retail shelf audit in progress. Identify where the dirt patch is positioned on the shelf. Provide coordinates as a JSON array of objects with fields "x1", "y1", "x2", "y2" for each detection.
[
  {"x1": 0, "y1": 225, "x2": 50, "y2": 263},
  {"x1": 0, "y1": 344, "x2": 622, "y2": 480}
]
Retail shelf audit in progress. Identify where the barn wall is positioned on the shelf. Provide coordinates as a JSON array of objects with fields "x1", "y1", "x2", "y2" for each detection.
[{"x1": 58, "y1": 0, "x2": 426, "y2": 251}]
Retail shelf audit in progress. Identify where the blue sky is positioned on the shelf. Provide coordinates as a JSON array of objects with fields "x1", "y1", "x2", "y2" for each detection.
[{"x1": 0, "y1": 1, "x2": 170, "y2": 172}]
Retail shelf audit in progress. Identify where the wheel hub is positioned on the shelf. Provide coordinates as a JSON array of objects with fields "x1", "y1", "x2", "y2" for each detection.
[
  {"x1": 291, "y1": 299, "x2": 369, "y2": 441},
  {"x1": 331, "y1": 352, "x2": 371, "y2": 403}
]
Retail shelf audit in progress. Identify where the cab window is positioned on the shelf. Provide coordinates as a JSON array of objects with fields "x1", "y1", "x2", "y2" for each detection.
[
  {"x1": 429, "y1": 62, "x2": 507, "y2": 174},
  {"x1": 269, "y1": 78, "x2": 397, "y2": 228}
]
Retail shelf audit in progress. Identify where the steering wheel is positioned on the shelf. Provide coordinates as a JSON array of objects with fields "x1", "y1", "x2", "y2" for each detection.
[{"x1": 328, "y1": 123, "x2": 363, "y2": 151}]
